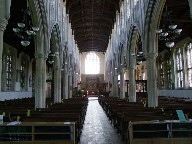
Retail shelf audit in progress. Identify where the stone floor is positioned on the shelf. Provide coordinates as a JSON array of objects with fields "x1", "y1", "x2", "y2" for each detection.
[{"x1": 79, "y1": 97, "x2": 124, "y2": 144}]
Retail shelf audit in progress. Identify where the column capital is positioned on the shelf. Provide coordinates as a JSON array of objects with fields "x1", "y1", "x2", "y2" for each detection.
[
  {"x1": 128, "y1": 66, "x2": 135, "y2": 70},
  {"x1": 120, "y1": 67, "x2": 125, "y2": 74},
  {"x1": 54, "y1": 66, "x2": 60, "y2": 70},
  {"x1": 35, "y1": 54, "x2": 44, "y2": 59},
  {"x1": 0, "y1": 18, "x2": 8, "y2": 31},
  {"x1": 145, "y1": 52, "x2": 158, "y2": 60}
]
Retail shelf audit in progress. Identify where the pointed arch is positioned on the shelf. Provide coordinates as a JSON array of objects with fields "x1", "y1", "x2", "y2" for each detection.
[
  {"x1": 143, "y1": 0, "x2": 165, "y2": 53},
  {"x1": 28, "y1": 0, "x2": 49, "y2": 55}
]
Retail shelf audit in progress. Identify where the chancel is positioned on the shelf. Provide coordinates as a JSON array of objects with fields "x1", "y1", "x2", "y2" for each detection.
[{"x1": 0, "y1": 0, "x2": 192, "y2": 144}]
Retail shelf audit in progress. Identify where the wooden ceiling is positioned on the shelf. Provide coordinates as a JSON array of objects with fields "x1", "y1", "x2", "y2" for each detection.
[
  {"x1": 3, "y1": 0, "x2": 192, "y2": 56},
  {"x1": 65, "y1": 0, "x2": 120, "y2": 53}
]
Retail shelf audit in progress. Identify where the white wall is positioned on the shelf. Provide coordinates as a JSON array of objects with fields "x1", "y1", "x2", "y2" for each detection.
[
  {"x1": 0, "y1": 92, "x2": 32, "y2": 101},
  {"x1": 80, "y1": 52, "x2": 105, "y2": 74},
  {"x1": 158, "y1": 90, "x2": 192, "y2": 99}
]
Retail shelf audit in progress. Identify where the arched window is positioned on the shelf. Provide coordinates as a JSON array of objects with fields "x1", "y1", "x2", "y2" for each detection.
[
  {"x1": 85, "y1": 52, "x2": 100, "y2": 74},
  {"x1": 20, "y1": 56, "x2": 28, "y2": 90},
  {"x1": 6, "y1": 50, "x2": 12, "y2": 91},
  {"x1": 176, "y1": 48, "x2": 183, "y2": 88},
  {"x1": 187, "y1": 43, "x2": 192, "y2": 87},
  {"x1": 165, "y1": 54, "x2": 172, "y2": 89}
]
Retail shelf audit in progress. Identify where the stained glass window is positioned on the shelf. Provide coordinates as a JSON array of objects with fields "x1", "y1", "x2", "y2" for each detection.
[
  {"x1": 165, "y1": 56, "x2": 172, "y2": 89},
  {"x1": 20, "y1": 56, "x2": 27, "y2": 90},
  {"x1": 85, "y1": 52, "x2": 100, "y2": 74},
  {"x1": 176, "y1": 48, "x2": 183, "y2": 88},
  {"x1": 187, "y1": 43, "x2": 192, "y2": 87},
  {"x1": 159, "y1": 57, "x2": 165, "y2": 88}
]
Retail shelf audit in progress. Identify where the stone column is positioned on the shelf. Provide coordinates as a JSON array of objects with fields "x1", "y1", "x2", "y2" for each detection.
[
  {"x1": 128, "y1": 66, "x2": 136, "y2": 102},
  {"x1": 109, "y1": 72, "x2": 113, "y2": 97},
  {"x1": 120, "y1": 68, "x2": 125, "y2": 99},
  {"x1": 42, "y1": 56, "x2": 46, "y2": 107},
  {"x1": 0, "y1": 18, "x2": 8, "y2": 91},
  {"x1": 68, "y1": 71, "x2": 73, "y2": 98},
  {"x1": 53, "y1": 56, "x2": 61, "y2": 103},
  {"x1": 107, "y1": 80, "x2": 110, "y2": 92},
  {"x1": 64, "y1": 66, "x2": 69, "y2": 99},
  {"x1": 73, "y1": 71, "x2": 77, "y2": 88},
  {"x1": 111, "y1": 71, "x2": 115, "y2": 97},
  {"x1": 112, "y1": 70, "x2": 118, "y2": 97},
  {"x1": 146, "y1": 53, "x2": 158, "y2": 107},
  {"x1": 188, "y1": 0, "x2": 192, "y2": 19},
  {"x1": 58, "y1": 67, "x2": 61, "y2": 102},
  {"x1": 0, "y1": 0, "x2": 11, "y2": 91},
  {"x1": 35, "y1": 54, "x2": 46, "y2": 108}
]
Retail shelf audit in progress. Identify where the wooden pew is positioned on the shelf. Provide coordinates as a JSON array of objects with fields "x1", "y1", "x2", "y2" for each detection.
[
  {"x1": 0, "y1": 122, "x2": 77, "y2": 144},
  {"x1": 129, "y1": 121, "x2": 192, "y2": 144}
]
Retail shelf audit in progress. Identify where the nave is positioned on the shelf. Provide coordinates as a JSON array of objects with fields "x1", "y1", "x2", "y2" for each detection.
[{"x1": 80, "y1": 97, "x2": 124, "y2": 144}]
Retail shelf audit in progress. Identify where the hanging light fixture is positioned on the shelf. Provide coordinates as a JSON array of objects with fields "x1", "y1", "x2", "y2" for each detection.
[
  {"x1": 136, "y1": 41, "x2": 145, "y2": 65},
  {"x1": 47, "y1": 51, "x2": 56, "y2": 65},
  {"x1": 13, "y1": 6, "x2": 39, "y2": 47},
  {"x1": 156, "y1": 6, "x2": 182, "y2": 48},
  {"x1": 136, "y1": 51, "x2": 145, "y2": 65}
]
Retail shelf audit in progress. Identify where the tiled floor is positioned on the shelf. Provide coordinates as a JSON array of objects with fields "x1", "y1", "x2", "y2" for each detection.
[{"x1": 79, "y1": 97, "x2": 124, "y2": 144}]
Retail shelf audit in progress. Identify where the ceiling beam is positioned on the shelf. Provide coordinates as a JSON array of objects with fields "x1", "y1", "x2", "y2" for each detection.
[{"x1": 66, "y1": 0, "x2": 119, "y2": 13}]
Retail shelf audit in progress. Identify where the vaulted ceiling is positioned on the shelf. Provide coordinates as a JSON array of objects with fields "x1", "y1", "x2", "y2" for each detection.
[{"x1": 65, "y1": 0, "x2": 121, "y2": 53}]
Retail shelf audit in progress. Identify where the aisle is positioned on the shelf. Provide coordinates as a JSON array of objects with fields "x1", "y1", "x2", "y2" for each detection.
[{"x1": 80, "y1": 97, "x2": 124, "y2": 144}]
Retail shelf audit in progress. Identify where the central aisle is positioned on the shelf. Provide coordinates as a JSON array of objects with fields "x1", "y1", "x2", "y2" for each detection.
[{"x1": 80, "y1": 97, "x2": 124, "y2": 144}]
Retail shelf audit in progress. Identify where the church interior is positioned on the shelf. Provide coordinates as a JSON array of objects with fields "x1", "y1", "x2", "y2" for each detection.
[{"x1": 0, "y1": 0, "x2": 192, "y2": 143}]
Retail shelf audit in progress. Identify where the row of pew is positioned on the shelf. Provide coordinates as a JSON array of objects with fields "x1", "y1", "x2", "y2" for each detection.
[
  {"x1": 0, "y1": 97, "x2": 88, "y2": 143},
  {"x1": 98, "y1": 95, "x2": 192, "y2": 144}
]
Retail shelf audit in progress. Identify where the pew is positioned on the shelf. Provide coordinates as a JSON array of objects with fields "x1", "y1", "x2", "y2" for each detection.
[
  {"x1": 0, "y1": 122, "x2": 77, "y2": 144},
  {"x1": 98, "y1": 95, "x2": 192, "y2": 143},
  {"x1": 0, "y1": 97, "x2": 88, "y2": 143},
  {"x1": 129, "y1": 121, "x2": 192, "y2": 144}
]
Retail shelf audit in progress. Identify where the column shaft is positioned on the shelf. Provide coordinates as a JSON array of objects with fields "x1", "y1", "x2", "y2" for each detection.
[
  {"x1": 189, "y1": 0, "x2": 192, "y2": 19},
  {"x1": 35, "y1": 55, "x2": 45, "y2": 108},
  {"x1": 42, "y1": 58, "x2": 46, "y2": 108},
  {"x1": 0, "y1": 30, "x2": 3, "y2": 92},
  {"x1": 120, "y1": 71, "x2": 125, "y2": 99},
  {"x1": 0, "y1": 18, "x2": 8, "y2": 91},
  {"x1": 146, "y1": 53, "x2": 158, "y2": 107},
  {"x1": 64, "y1": 67, "x2": 69, "y2": 99},
  {"x1": 129, "y1": 67, "x2": 136, "y2": 102},
  {"x1": 54, "y1": 66, "x2": 61, "y2": 103},
  {"x1": 113, "y1": 74, "x2": 118, "y2": 97},
  {"x1": 69, "y1": 74, "x2": 72, "y2": 98}
]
